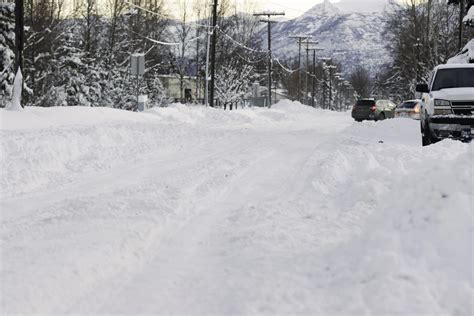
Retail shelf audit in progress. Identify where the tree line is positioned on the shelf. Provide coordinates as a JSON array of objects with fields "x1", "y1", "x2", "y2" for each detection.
[
  {"x1": 4, "y1": 0, "x2": 467, "y2": 109},
  {"x1": 1, "y1": 0, "x2": 269, "y2": 109}
]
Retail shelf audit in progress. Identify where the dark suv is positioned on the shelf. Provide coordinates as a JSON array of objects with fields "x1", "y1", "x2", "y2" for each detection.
[{"x1": 351, "y1": 99, "x2": 397, "y2": 122}]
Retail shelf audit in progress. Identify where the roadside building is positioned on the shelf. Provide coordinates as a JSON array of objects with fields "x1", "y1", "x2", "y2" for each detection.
[{"x1": 158, "y1": 75, "x2": 203, "y2": 103}]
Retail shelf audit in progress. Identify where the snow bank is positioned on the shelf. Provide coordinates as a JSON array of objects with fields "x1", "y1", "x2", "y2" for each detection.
[
  {"x1": 1, "y1": 107, "x2": 167, "y2": 198},
  {"x1": 0, "y1": 103, "x2": 344, "y2": 199},
  {"x1": 308, "y1": 119, "x2": 473, "y2": 314},
  {"x1": 0, "y1": 106, "x2": 158, "y2": 130},
  {"x1": 5, "y1": 69, "x2": 23, "y2": 111},
  {"x1": 356, "y1": 147, "x2": 472, "y2": 315},
  {"x1": 146, "y1": 100, "x2": 347, "y2": 128}
]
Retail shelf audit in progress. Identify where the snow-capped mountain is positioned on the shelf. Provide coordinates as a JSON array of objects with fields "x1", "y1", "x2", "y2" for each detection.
[{"x1": 261, "y1": 0, "x2": 390, "y2": 75}]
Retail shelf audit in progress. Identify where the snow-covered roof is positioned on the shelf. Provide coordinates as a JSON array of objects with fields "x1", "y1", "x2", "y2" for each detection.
[
  {"x1": 447, "y1": 39, "x2": 474, "y2": 64},
  {"x1": 463, "y1": 6, "x2": 474, "y2": 26}
]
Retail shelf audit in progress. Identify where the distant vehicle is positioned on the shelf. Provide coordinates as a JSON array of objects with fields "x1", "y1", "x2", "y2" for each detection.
[
  {"x1": 416, "y1": 63, "x2": 474, "y2": 146},
  {"x1": 394, "y1": 100, "x2": 422, "y2": 120},
  {"x1": 351, "y1": 98, "x2": 397, "y2": 122}
]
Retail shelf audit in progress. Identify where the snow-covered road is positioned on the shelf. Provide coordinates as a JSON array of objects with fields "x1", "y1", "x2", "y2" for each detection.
[{"x1": 1, "y1": 102, "x2": 472, "y2": 315}]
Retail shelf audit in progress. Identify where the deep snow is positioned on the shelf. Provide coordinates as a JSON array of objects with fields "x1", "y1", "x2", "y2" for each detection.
[{"x1": 0, "y1": 101, "x2": 472, "y2": 315}]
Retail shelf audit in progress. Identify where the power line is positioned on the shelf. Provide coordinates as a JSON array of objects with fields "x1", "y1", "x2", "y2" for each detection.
[
  {"x1": 124, "y1": 0, "x2": 212, "y2": 29},
  {"x1": 274, "y1": 58, "x2": 299, "y2": 73},
  {"x1": 128, "y1": 27, "x2": 200, "y2": 47},
  {"x1": 234, "y1": 51, "x2": 268, "y2": 64},
  {"x1": 217, "y1": 28, "x2": 268, "y2": 54}
]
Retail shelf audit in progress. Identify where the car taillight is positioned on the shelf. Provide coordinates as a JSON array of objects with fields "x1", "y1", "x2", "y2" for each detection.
[
  {"x1": 370, "y1": 105, "x2": 376, "y2": 112},
  {"x1": 413, "y1": 105, "x2": 420, "y2": 114}
]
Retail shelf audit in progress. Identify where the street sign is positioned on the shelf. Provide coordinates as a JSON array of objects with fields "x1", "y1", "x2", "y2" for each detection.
[{"x1": 130, "y1": 53, "x2": 145, "y2": 76}]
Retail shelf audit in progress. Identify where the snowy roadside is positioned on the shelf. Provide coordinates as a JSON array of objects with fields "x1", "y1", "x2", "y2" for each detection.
[{"x1": 0, "y1": 102, "x2": 472, "y2": 315}]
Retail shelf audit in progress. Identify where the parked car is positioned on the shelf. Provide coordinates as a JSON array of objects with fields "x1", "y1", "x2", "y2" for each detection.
[
  {"x1": 416, "y1": 63, "x2": 474, "y2": 146},
  {"x1": 394, "y1": 99, "x2": 422, "y2": 120},
  {"x1": 351, "y1": 98, "x2": 397, "y2": 122}
]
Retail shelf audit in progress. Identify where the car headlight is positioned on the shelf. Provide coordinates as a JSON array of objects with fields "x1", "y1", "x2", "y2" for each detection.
[
  {"x1": 414, "y1": 104, "x2": 420, "y2": 114},
  {"x1": 433, "y1": 99, "x2": 452, "y2": 115},
  {"x1": 434, "y1": 99, "x2": 451, "y2": 107}
]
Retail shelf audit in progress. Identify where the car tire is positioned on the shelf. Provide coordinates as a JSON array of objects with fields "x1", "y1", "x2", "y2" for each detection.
[
  {"x1": 421, "y1": 127, "x2": 431, "y2": 146},
  {"x1": 421, "y1": 119, "x2": 437, "y2": 146},
  {"x1": 379, "y1": 112, "x2": 385, "y2": 121}
]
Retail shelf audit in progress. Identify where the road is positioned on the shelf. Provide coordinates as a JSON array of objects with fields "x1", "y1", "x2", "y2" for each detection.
[{"x1": 1, "y1": 104, "x2": 471, "y2": 315}]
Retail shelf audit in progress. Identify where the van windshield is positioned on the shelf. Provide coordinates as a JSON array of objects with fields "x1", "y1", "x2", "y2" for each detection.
[{"x1": 432, "y1": 68, "x2": 474, "y2": 91}]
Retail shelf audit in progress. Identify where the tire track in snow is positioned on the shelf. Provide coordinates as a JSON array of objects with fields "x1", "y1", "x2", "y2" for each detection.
[{"x1": 89, "y1": 129, "x2": 344, "y2": 315}]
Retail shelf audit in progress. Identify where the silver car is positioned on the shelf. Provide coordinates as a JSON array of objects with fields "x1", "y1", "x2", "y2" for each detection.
[{"x1": 394, "y1": 100, "x2": 422, "y2": 120}]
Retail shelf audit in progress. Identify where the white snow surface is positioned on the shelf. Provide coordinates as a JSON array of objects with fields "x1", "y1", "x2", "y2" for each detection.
[
  {"x1": 6, "y1": 69, "x2": 23, "y2": 111},
  {"x1": 448, "y1": 39, "x2": 474, "y2": 64},
  {"x1": 463, "y1": 6, "x2": 474, "y2": 25},
  {"x1": 1, "y1": 101, "x2": 472, "y2": 315}
]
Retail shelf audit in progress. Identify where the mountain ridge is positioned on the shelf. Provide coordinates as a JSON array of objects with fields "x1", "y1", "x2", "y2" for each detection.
[{"x1": 259, "y1": 2, "x2": 390, "y2": 75}]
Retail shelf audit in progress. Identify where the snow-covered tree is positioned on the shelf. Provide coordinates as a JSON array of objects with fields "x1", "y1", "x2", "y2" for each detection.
[
  {"x1": 215, "y1": 63, "x2": 253, "y2": 109},
  {"x1": 0, "y1": 3, "x2": 15, "y2": 108},
  {"x1": 448, "y1": 0, "x2": 473, "y2": 48},
  {"x1": 349, "y1": 66, "x2": 371, "y2": 99}
]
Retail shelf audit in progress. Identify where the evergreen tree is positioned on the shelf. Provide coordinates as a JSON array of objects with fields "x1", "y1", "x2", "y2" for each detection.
[{"x1": 0, "y1": 3, "x2": 15, "y2": 108}]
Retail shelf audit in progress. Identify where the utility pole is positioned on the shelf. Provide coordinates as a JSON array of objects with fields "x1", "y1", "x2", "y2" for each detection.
[
  {"x1": 303, "y1": 40, "x2": 318, "y2": 105},
  {"x1": 319, "y1": 57, "x2": 331, "y2": 109},
  {"x1": 312, "y1": 50, "x2": 316, "y2": 108},
  {"x1": 334, "y1": 73, "x2": 344, "y2": 111},
  {"x1": 326, "y1": 65, "x2": 337, "y2": 110},
  {"x1": 414, "y1": 38, "x2": 422, "y2": 82},
  {"x1": 204, "y1": 4, "x2": 212, "y2": 107},
  {"x1": 306, "y1": 47, "x2": 323, "y2": 107},
  {"x1": 14, "y1": 0, "x2": 24, "y2": 73},
  {"x1": 209, "y1": 0, "x2": 218, "y2": 107},
  {"x1": 458, "y1": 0, "x2": 465, "y2": 50},
  {"x1": 290, "y1": 35, "x2": 310, "y2": 103},
  {"x1": 254, "y1": 11, "x2": 285, "y2": 107}
]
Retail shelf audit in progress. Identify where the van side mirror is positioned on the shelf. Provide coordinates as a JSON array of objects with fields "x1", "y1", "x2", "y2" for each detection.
[{"x1": 416, "y1": 84, "x2": 429, "y2": 93}]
